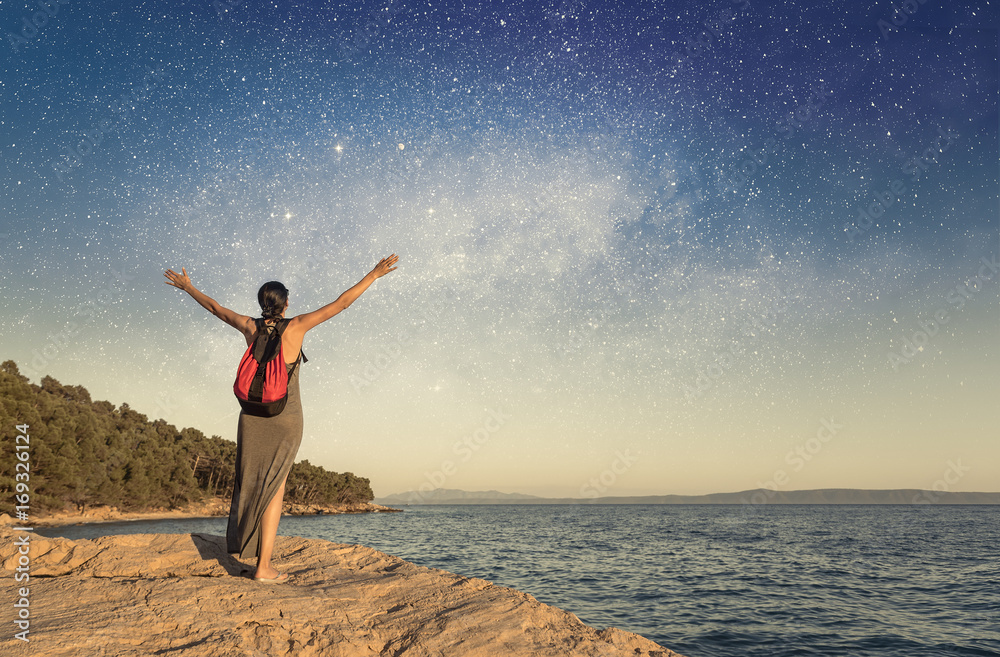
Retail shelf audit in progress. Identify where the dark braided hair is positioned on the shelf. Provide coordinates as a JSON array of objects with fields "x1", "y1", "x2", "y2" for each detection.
[{"x1": 257, "y1": 281, "x2": 288, "y2": 321}]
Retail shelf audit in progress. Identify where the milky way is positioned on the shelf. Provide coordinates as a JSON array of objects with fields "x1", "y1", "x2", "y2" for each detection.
[{"x1": 1, "y1": 0, "x2": 996, "y2": 496}]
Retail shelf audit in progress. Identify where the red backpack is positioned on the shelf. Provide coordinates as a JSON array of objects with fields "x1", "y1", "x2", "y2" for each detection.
[{"x1": 233, "y1": 318, "x2": 306, "y2": 417}]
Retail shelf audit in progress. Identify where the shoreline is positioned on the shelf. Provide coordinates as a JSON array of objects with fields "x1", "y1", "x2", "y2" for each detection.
[{"x1": 26, "y1": 497, "x2": 402, "y2": 528}]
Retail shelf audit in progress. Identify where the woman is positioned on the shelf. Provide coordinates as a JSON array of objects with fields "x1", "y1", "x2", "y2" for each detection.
[{"x1": 164, "y1": 254, "x2": 399, "y2": 582}]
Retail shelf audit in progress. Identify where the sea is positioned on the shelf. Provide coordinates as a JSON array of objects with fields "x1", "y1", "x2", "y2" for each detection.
[{"x1": 34, "y1": 504, "x2": 998, "y2": 657}]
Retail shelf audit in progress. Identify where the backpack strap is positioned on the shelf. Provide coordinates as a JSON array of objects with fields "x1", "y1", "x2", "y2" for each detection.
[
  {"x1": 286, "y1": 354, "x2": 302, "y2": 380},
  {"x1": 251, "y1": 318, "x2": 283, "y2": 364},
  {"x1": 275, "y1": 318, "x2": 308, "y2": 367}
]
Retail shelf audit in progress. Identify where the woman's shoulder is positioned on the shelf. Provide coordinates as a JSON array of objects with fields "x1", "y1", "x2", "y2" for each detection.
[{"x1": 282, "y1": 315, "x2": 308, "y2": 334}]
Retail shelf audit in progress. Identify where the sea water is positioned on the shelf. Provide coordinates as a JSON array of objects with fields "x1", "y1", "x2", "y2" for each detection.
[{"x1": 35, "y1": 504, "x2": 999, "y2": 657}]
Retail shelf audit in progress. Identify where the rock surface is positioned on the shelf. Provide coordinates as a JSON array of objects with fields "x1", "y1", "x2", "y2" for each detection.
[{"x1": 0, "y1": 521, "x2": 683, "y2": 656}]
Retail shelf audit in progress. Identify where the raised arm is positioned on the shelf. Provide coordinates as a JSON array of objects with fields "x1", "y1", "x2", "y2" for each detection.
[
  {"x1": 288, "y1": 254, "x2": 399, "y2": 335},
  {"x1": 164, "y1": 267, "x2": 254, "y2": 336}
]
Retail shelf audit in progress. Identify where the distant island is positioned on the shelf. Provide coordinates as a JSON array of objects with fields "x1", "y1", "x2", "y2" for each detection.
[{"x1": 377, "y1": 487, "x2": 1000, "y2": 506}]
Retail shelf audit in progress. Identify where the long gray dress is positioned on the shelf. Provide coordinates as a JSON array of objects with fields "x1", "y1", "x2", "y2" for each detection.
[{"x1": 226, "y1": 352, "x2": 303, "y2": 560}]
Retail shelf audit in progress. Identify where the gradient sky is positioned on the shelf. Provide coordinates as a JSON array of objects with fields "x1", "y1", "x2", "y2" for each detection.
[{"x1": 1, "y1": 0, "x2": 997, "y2": 498}]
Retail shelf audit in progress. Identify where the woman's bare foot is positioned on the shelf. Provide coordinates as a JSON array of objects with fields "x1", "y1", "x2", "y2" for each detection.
[{"x1": 253, "y1": 564, "x2": 286, "y2": 581}]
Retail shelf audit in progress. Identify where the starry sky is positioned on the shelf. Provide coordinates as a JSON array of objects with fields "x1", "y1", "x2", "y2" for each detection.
[{"x1": 1, "y1": 0, "x2": 997, "y2": 498}]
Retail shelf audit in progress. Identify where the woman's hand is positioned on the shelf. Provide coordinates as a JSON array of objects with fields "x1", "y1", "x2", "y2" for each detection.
[
  {"x1": 288, "y1": 254, "x2": 400, "y2": 334},
  {"x1": 370, "y1": 254, "x2": 399, "y2": 279},
  {"x1": 164, "y1": 267, "x2": 192, "y2": 292},
  {"x1": 164, "y1": 267, "x2": 252, "y2": 334}
]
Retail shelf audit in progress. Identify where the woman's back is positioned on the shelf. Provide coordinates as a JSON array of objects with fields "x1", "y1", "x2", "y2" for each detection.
[{"x1": 245, "y1": 318, "x2": 305, "y2": 365}]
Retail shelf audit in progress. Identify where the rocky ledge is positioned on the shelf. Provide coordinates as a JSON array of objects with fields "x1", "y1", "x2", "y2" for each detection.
[{"x1": 0, "y1": 521, "x2": 683, "y2": 656}]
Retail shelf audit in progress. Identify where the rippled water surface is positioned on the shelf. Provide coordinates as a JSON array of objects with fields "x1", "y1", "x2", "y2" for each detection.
[{"x1": 37, "y1": 505, "x2": 999, "y2": 657}]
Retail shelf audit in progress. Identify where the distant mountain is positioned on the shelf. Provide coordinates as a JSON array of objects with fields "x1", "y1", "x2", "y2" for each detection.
[{"x1": 376, "y1": 487, "x2": 1000, "y2": 505}]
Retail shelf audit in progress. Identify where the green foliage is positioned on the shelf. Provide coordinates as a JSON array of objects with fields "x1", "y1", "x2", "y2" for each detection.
[
  {"x1": 286, "y1": 459, "x2": 374, "y2": 506},
  {"x1": 0, "y1": 360, "x2": 374, "y2": 516}
]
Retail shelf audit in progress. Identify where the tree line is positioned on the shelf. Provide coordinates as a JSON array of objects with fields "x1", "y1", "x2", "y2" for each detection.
[{"x1": 0, "y1": 360, "x2": 373, "y2": 515}]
